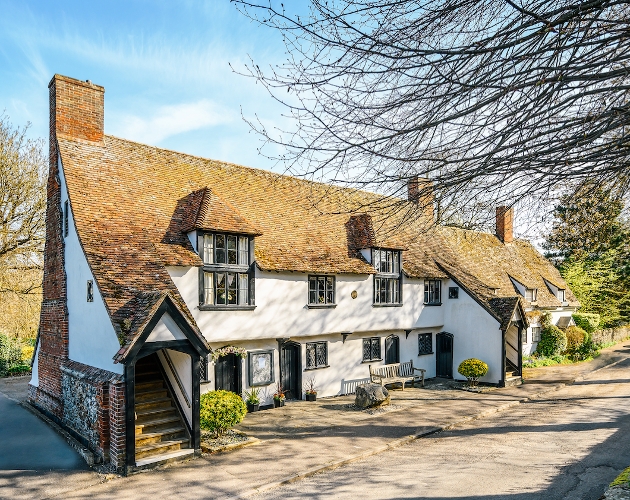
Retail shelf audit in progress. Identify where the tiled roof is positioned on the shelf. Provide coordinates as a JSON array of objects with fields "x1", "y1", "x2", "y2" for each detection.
[{"x1": 58, "y1": 134, "x2": 577, "y2": 354}]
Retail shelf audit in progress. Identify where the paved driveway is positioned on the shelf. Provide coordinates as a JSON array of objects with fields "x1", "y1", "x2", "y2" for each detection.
[{"x1": 0, "y1": 391, "x2": 88, "y2": 471}]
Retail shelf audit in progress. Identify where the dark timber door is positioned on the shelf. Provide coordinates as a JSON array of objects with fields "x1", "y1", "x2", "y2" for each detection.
[
  {"x1": 385, "y1": 335, "x2": 400, "y2": 364},
  {"x1": 214, "y1": 353, "x2": 242, "y2": 394},
  {"x1": 280, "y1": 342, "x2": 301, "y2": 400},
  {"x1": 436, "y1": 332, "x2": 453, "y2": 378}
]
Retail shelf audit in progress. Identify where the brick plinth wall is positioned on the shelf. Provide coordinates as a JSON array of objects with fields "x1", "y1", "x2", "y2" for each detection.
[{"x1": 108, "y1": 381, "x2": 126, "y2": 472}]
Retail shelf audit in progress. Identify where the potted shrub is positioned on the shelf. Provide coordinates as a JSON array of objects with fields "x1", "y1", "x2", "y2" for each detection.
[
  {"x1": 304, "y1": 377, "x2": 317, "y2": 401},
  {"x1": 273, "y1": 382, "x2": 286, "y2": 408},
  {"x1": 457, "y1": 358, "x2": 489, "y2": 389},
  {"x1": 244, "y1": 387, "x2": 261, "y2": 412}
]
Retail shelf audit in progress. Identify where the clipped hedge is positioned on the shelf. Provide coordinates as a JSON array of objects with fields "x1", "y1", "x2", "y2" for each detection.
[
  {"x1": 536, "y1": 324, "x2": 567, "y2": 357},
  {"x1": 572, "y1": 313, "x2": 600, "y2": 334},
  {"x1": 200, "y1": 390, "x2": 247, "y2": 437},
  {"x1": 458, "y1": 358, "x2": 489, "y2": 388},
  {"x1": 564, "y1": 326, "x2": 587, "y2": 353}
]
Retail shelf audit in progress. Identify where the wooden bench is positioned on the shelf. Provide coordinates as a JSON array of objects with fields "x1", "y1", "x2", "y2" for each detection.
[{"x1": 369, "y1": 360, "x2": 426, "y2": 390}]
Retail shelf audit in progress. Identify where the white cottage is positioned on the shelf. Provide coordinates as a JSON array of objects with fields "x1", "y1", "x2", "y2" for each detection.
[{"x1": 29, "y1": 75, "x2": 578, "y2": 473}]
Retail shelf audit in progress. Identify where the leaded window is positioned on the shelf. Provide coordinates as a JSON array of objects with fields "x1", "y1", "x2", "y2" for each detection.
[
  {"x1": 418, "y1": 333, "x2": 432, "y2": 355},
  {"x1": 363, "y1": 337, "x2": 381, "y2": 361},
  {"x1": 199, "y1": 232, "x2": 253, "y2": 307},
  {"x1": 424, "y1": 280, "x2": 441, "y2": 305},
  {"x1": 306, "y1": 342, "x2": 328, "y2": 369},
  {"x1": 372, "y1": 248, "x2": 402, "y2": 305},
  {"x1": 308, "y1": 276, "x2": 335, "y2": 305}
]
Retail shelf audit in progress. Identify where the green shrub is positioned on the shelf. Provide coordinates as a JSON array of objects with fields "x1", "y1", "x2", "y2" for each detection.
[
  {"x1": 564, "y1": 326, "x2": 587, "y2": 353},
  {"x1": 0, "y1": 334, "x2": 22, "y2": 376},
  {"x1": 572, "y1": 313, "x2": 600, "y2": 334},
  {"x1": 199, "y1": 390, "x2": 247, "y2": 437},
  {"x1": 21, "y1": 345, "x2": 34, "y2": 363},
  {"x1": 535, "y1": 323, "x2": 567, "y2": 357},
  {"x1": 458, "y1": 358, "x2": 489, "y2": 387},
  {"x1": 7, "y1": 364, "x2": 31, "y2": 375}
]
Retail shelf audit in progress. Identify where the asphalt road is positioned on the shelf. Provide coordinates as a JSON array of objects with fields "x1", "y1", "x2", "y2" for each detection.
[{"x1": 253, "y1": 354, "x2": 630, "y2": 500}]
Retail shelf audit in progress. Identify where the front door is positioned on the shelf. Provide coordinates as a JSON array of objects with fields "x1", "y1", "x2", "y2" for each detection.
[
  {"x1": 280, "y1": 342, "x2": 301, "y2": 400},
  {"x1": 215, "y1": 353, "x2": 242, "y2": 394},
  {"x1": 436, "y1": 332, "x2": 453, "y2": 378},
  {"x1": 385, "y1": 335, "x2": 400, "y2": 364}
]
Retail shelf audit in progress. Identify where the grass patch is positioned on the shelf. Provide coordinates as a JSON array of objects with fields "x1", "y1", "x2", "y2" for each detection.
[
  {"x1": 523, "y1": 354, "x2": 597, "y2": 368},
  {"x1": 610, "y1": 466, "x2": 630, "y2": 487}
]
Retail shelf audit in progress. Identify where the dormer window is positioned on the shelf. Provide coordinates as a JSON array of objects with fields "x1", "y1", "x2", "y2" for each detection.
[
  {"x1": 557, "y1": 289, "x2": 565, "y2": 302},
  {"x1": 372, "y1": 249, "x2": 402, "y2": 305},
  {"x1": 199, "y1": 232, "x2": 254, "y2": 309},
  {"x1": 525, "y1": 288, "x2": 538, "y2": 302}
]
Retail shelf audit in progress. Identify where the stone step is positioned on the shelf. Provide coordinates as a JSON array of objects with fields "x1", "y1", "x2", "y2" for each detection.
[
  {"x1": 135, "y1": 397, "x2": 173, "y2": 413},
  {"x1": 505, "y1": 375, "x2": 523, "y2": 387},
  {"x1": 135, "y1": 439, "x2": 188, "y2": 460},
  {"x1": 135, "y1": 415, "x2": 182, "y2": 435},
  {"x1": 135, "y1": 427, "x2": 187, "y2": 447},
  {"x1": 135, "y1": 388, "x2": 168, "y2": 403}
]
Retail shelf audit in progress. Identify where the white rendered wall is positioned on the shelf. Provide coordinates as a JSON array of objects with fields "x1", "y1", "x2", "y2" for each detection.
[
  {"x1": 59, "y1": 157, "x2": 122, "y2": 374},
  {"x1": 158, "y1": 348, "x2": 192, "y2": 426},
  {"x1": 30, "y1": 343, "x2": 40, "y2": 386},
  {"x1": 168, "y1": 267, "x2": 443, "y2": 344},
  {"x1": 443, "y1": 280, "x2": 503, "y2": 384}
]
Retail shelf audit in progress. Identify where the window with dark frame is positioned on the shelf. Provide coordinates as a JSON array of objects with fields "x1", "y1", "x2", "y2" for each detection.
[
  {"x1": 372, "y1": 249, "x2": 402, "y2": 305},
  {"x1": 63, "y1": 200, "x2": 69, "y2": 238},
  {"x1": 305, "y1": 342, "x2": 328, "y2": 369},
  {"x1": 200, "y1": 355, "x2": 209, "y2": 382},
  {"x1": 418, "y1": 333, "x2": 432, "y2": 355},
  {"x1": 448, "y1": 286, "x2": 459, "y2": 299},
  {"x1": 199, "y1": 232, "x2": 253, "y2": 307},
  {"x1": 532, "y1": 327, "x2": 542, "y2": 342},
  {"x1": 362, "y1": 337, "x2": 381, "y2": 361},
  {"x1": 86, "y1": 280, "x2": 94, "y2": 302},
  {"x1": 308, "y1": 276, "x2": 335, "y2": 305},
  {"x1": 424, "y1": 280, "x2": 441, "y2": 304},
  {"x1": 248, "y1": 350, "x2": 274, "y2": 386}
]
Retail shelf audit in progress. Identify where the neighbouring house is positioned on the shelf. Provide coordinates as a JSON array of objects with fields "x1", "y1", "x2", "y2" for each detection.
[{"x1": 29, "y1": 75, "x2": 579, "y2": 473}]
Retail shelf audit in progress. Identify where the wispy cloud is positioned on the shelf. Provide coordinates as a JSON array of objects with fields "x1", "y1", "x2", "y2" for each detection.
[{"x1": 111, "y1": 99, "x2": 233, "y2": 144}]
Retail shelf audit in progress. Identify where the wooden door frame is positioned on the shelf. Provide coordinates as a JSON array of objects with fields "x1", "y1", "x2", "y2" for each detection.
[
  {"x1": 214, "y1": 352, "x2": 243, "y2": 395},
  {"x1": 279, "y1": 340, "x2": 302, "y2": 400}
]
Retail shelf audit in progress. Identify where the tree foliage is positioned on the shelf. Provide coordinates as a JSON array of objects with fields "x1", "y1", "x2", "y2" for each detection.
[{"x1": 233, "y1": 0, "x2": 630, "y2": 225}]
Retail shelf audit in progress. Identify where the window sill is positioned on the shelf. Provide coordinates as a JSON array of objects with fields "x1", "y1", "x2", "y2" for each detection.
[
  {"x1": 307, "y1": 304, "x2": 337, "y2": 309},
  {"x1": 202, "y1": 264, "x2": 250, "y2": 272},
  {"x1": 418, "y1": 351, "x2": 434, "y2": 356},
  {"x1": 199, "y1": 305, "x2": 257, "y2": 311},
  {"x1": 362, "y1": 358, "x2": 383, "y2": 363},
  {"x1": 372, "y1": 303, "x2": 403, "y2": 308},
  {"x1": 304, "y1": 365, "x2": 330, "y2": 371},
  {"x1": 423, "y1": 302, "x2": 442, "y2": 307}
]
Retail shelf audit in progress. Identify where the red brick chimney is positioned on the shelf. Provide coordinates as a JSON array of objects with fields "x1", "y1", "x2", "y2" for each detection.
[
  {"x1": 408, "y1": 175, "x2": 435, "y2": 220},
  {"x1": 49, "y1": 74, "x2": 105, "y2": 144},
  {"x1": 496, "y1": 206, "x2": 514, "y2": 243}
]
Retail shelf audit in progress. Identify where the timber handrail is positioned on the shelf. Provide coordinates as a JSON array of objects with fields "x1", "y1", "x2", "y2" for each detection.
[{"x1": 163, "y1": 350, "x2": 191, "y2": 408}]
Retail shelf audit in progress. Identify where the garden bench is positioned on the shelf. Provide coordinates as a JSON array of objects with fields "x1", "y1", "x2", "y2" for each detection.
[{"x1": 369, "y1": 360, "x2": 426, "y2": 390}]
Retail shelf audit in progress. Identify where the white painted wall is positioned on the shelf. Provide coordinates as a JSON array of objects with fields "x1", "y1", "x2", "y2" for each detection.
[
  {"x1": 59, "y1": 158, "x2": 122, "y2": 374},
  {"x1": 157, "y1": 348, "x2": 192, "y2": 426},
  {"x1": 443, "y1": 280, "x2": 503, "y2": 384},
  {"x1": 146, "y1": 313, "x2": 186, "y2": 342},
  {"x1": 168, "y1": 267, "x2": 443, "y2": 343},
  {"x1": 30, "y1": 343, "x2": 40, "y2": 386}
]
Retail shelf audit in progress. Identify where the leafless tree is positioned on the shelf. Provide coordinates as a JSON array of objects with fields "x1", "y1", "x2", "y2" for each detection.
[
  {"x1": 232, "y1": 0, "x2": 630, "y2": 231},
  {"x1": 0, "y1": 114, "x2": 45, "y2": 339}
]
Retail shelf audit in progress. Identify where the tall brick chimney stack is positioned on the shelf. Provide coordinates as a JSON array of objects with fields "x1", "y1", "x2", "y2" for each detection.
[
  {"x1": 496, "y1": 206, "x2": 514, "y2": 243},
  {"x1": 30, "y1": 76, "x2": 105, "y2": 419},
  {"x1": 49, "y1": 74, "x2": 105, "y2": 146},
  {"x1": 407, "y1": 175, "x2": 435, "y2": 221}
]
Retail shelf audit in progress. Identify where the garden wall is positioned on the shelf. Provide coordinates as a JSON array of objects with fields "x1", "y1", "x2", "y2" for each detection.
[{"x1": 592, "y1": 327, "x2": 630, "y2": 346}]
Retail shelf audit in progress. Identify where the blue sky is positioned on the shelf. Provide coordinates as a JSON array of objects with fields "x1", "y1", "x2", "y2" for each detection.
[{"x1": 0, "y1": 1, "x2": 292, "y2": 170}]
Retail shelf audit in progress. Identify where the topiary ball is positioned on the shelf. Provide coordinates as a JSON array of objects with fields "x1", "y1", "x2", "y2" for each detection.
[
  {"x1": 457, "y1": 358, "x2": 489, "y2": 379},
  {"x1": 200, "y1": 390, "x2": 247, "y2": 437}
]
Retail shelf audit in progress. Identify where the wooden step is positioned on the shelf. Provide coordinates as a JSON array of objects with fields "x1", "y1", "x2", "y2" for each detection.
[
  {"x1": 136, "y1": 405, "x2": 179, "y2": 421},
  {"x1": 135, "y1": 388, "x2": 168, "y2": 402},
  {"x1": 136, "y1": 427, "x2": 187, "y2": 447},
  {"x1": 135, "y1": 397, "x2": 173, "y2": 412},
  {"x1": 135, "y1": 415, "x2": 182, "y2": 435},
  {"x1": 135, "y1": 380, "x2": 164, "y2": 392},
  {"x1": 135, "y1": 439, "x2": 189, "y2": 460}
]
